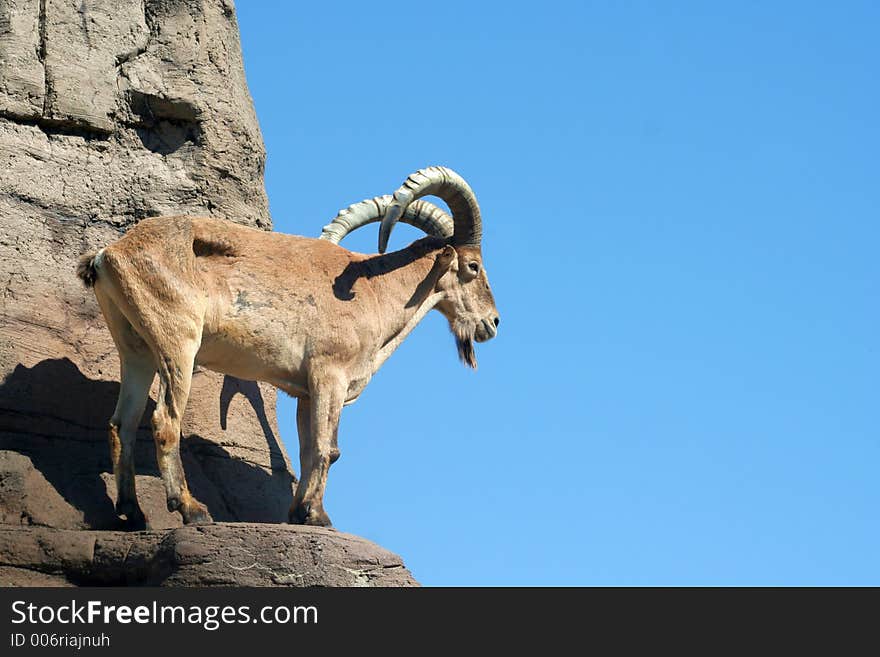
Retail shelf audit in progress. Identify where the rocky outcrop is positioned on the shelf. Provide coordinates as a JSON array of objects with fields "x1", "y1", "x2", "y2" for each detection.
[
  {"x1": 0, "y1": 524, "x2": 418, "y2": 587},
  {"x1": 0, "y1": 0, "x2": 290, "y2": 531},
  {"x1": 0, "y1": 0, "x2": 416, "y2": 585}
]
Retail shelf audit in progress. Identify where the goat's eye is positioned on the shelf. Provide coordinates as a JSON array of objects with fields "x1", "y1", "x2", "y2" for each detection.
[{"x1": 468, "y1": 262, "x2": 480, "y2": 274}]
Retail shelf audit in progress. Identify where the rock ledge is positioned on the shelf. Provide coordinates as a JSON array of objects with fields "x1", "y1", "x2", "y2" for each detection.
[{"x1": 0, "y1": 523, "x2": 418, "y2": 587}]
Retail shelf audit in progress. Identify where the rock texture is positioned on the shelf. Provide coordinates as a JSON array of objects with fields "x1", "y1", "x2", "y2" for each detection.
[
  {"x1": 0, "y1": 0, "x2": 291, "y2": 532},
  {"x1": 0, "y1": 0, "x2": 417, "y2": 585},
  {"x1": 0, "y1": 524, "x2": 418, "y2": 587}
]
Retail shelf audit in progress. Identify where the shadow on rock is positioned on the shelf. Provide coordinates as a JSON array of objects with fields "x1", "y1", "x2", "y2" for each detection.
[
  {"x1": 219, "y1": 375, "x2": 288, "y2": 473},
  {"x1": 0, "y1": 358, "x2": 125, "y2": 529},
  {"x1": 183, "y1": 434, "x2": 294, "y2": 524},
  {"x1": 0, "y1": 357, "x2": 294, "y2": 529}
]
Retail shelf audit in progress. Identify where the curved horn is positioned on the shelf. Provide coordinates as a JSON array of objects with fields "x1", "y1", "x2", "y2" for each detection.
[
  {"x1": 319, "y1": 195, "x2": 453, "y2": 245},
  {"x1": 378, "y1": 166, "x2": 481, "y2": 253}
]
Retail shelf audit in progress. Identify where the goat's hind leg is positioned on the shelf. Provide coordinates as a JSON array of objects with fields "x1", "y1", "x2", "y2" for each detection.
[
  {"x1": 109, "y1": 352, "x2": 154, "y2": 529},
  {"x1": 151, "y1": 341, "x2": 212, "y2": 525},
  {"x1": 96, "y1": 290, "x2": 155, "y2": 529}
]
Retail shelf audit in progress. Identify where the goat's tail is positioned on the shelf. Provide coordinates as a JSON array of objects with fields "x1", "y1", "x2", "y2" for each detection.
[{"x1": 76, "y1": 250, "x2": 101, "y2": 288}]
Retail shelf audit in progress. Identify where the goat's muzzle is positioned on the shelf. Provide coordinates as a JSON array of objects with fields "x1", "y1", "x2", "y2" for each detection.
[{"x1": 475, "y1": 316, "x2": 499, "y2": 343}]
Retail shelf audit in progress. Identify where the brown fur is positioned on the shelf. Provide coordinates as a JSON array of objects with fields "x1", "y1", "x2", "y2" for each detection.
[{"x1": 79, "y1": 215, "x2": 499, "y2": 528}]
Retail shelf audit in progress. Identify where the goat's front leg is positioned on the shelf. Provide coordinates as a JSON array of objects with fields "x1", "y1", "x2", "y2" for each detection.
[{"x1": 289, "y1": 371, "x2": 346, "y2": 527}]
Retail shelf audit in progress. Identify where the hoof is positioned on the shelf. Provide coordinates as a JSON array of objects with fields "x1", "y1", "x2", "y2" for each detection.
[
  {"x1": 181, "y1": 504, "x2": 213, "y2": 525},
  {"x1": 116, "y1": 500, "x2": 148, "y2": 531},
  {"x1": 288, "y1": 502, "x2": 308, "y2": 524},
  {"x1": 166, "y1": 495, "x2": 181, "y2": 512},
  {"x1": 121, "y1": 511, "x2": 149, "y2": 531},
  {"x1": 288, "y1": 503, "x2": 332, "y2": 527}
]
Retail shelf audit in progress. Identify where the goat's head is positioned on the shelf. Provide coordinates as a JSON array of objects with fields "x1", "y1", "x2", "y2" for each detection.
[
  {"x1": 432, "y1": 243, "x2": 499, "y2": 368},
  {"x1": 320, "y1": 166, "x2": 500, "y2": 368}
]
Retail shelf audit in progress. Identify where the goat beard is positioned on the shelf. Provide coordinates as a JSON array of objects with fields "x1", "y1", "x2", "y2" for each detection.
[{"x1": 453, "y1": 320, "x2": 478, "y2": 369}]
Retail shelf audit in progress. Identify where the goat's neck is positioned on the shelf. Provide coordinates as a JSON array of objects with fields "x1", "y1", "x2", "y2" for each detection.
[{"x1": 369, "y1": 247, "x2": 446, "y2": 373}]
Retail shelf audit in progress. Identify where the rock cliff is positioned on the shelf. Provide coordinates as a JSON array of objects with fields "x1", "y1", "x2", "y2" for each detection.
[{"x1": 0, "y1": 0, "x2": 416, "y2": 586}]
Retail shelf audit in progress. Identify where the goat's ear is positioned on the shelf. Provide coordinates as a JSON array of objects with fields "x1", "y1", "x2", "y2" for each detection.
[{"x1": 436, "y1": 245, "x2": 456, "y2": 272}]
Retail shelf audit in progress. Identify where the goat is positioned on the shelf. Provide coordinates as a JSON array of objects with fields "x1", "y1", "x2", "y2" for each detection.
[{"x1": 77, "y1": 167, "x2": 500, "y2": 528}]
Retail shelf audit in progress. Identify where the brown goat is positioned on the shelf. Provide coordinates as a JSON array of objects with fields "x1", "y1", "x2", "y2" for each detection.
[{"x1": 77, "y1": 167, "x2": 499, "y2": 528}]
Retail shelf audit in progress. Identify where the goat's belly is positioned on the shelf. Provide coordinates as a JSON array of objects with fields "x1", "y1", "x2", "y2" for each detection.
[{"x1": 195, "y1": 331, "x2": 307, "y2": 391}]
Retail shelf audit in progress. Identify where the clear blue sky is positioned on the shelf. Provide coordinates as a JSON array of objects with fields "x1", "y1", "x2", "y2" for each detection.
[{"x1": 236, "y1": 1, "x2": 879, "y2": 585}]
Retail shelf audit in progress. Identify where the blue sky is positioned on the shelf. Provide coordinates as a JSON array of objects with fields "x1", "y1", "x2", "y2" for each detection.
[{"x1": 235, "y1": 1, "x2": 879, "y2": 585}]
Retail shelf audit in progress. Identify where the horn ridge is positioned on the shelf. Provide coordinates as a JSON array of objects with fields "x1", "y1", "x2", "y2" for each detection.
[
  {"x1": 320, "y1": 195, "x2": 453, "y2": 245},
  {"x1": 378, "y1": 166, "x2": 481, "y2": 253}
]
